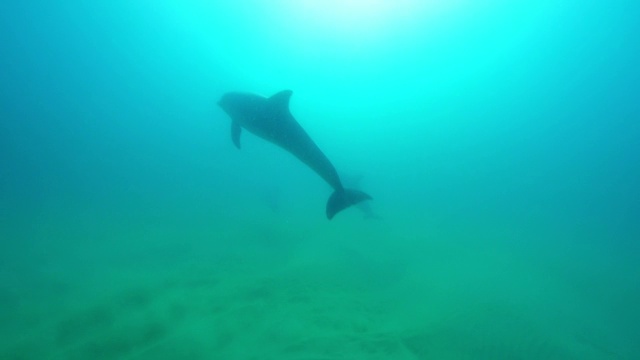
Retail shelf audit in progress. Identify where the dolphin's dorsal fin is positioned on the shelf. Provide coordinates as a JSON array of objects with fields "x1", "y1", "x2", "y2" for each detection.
[
  {"x1": 231, "y1": 121, "x2": 242, "y2": 149},
  {"x1": 268, "y1": 90, "x2": 293, "y2": 114}
]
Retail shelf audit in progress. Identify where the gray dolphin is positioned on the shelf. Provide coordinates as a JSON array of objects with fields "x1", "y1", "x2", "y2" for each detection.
[{"x1": 217, "y1": 90, "x2": 372, "y2": 219}]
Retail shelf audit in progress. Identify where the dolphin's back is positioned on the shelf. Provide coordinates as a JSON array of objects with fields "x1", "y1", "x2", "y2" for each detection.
[{"x1": 256, "y1": 91, "x2": 344, "y2": 191}]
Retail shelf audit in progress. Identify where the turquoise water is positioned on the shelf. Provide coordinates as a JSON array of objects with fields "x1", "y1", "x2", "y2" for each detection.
[{"x1": 1, "y1": 1, "x2": 638, "y2": 358}]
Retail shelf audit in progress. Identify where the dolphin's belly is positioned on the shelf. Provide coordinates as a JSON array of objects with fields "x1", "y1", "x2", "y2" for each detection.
[{"x1": 241, "y1": 116, "x2": 282, "y2": 144}]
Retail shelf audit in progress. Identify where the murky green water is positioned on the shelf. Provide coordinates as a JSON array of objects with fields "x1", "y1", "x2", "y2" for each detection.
[{"x1": 1, "y1": 1, "x2": 638, "y2": 358}]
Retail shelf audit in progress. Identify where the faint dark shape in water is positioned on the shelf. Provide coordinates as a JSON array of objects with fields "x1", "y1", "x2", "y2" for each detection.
[
  {"x1": 217, "y1": 90, "x2": 372, "y2": 219},
  {"x1": 342, "y1": 173, "x2": 382, "y2": 220},
  {"x1": 257, "y1": 184, "x2": 282, "y2": 213}
]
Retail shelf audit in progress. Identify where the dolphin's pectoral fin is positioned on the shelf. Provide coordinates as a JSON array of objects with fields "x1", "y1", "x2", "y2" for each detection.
[
  {"x1": 231, "y1": 121, "x2": 242, "y2": 149},
  {"x1": 268, "y1": 90, "x2": 293, "y2": 114},
  {"x1": 326, "y1": 188, "x2": 372, "y2": 220}
]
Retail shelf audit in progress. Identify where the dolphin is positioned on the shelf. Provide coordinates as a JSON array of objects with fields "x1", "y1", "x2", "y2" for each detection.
[{"x1": 217, "y1": 90, "x2": 372, "y2": 219}]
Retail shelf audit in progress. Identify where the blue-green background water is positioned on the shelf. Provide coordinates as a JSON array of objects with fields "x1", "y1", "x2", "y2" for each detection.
[{"x1": 1, "y1": 1, "x2": 639, "y2": 358}]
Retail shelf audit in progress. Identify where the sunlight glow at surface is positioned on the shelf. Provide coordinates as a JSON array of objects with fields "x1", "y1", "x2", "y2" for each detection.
[
  {"x1": 166, "y1": 0, "x2": 561, "y2": 116},
  {"x1": 291, "y1": 0, "x2": 442, "y2": 39},
  {"x1": 296, "y1": 0, "x2": 396, "y2": 33}
]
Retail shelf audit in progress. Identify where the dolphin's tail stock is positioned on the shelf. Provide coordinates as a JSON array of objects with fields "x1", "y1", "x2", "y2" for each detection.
[{"x1": 326, "y1": 188, "x2": 372, "y2": 220}]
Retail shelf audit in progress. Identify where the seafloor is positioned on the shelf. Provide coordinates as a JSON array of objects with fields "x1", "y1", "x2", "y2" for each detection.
[{"x1": 1, "y1": 206, "x2": 635, "y2": 359}]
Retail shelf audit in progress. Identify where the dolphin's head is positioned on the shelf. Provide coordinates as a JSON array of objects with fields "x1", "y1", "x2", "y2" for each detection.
[
  {"x1": 217, "y1": 92, "x2": 257, "y2": 119},
  {"x1": 217, "y1": 92, "x2": 236, "y2": 115}
]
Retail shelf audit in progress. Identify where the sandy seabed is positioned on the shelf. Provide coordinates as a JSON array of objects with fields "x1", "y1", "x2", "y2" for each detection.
[{"x1": 1, "y1": 211, "x2": 636, "y2": 359}]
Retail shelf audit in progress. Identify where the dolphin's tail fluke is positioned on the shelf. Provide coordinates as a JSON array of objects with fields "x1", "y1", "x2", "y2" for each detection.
[{"x1": 326, "y1": 188, "x2": 372, "y2": 220}]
